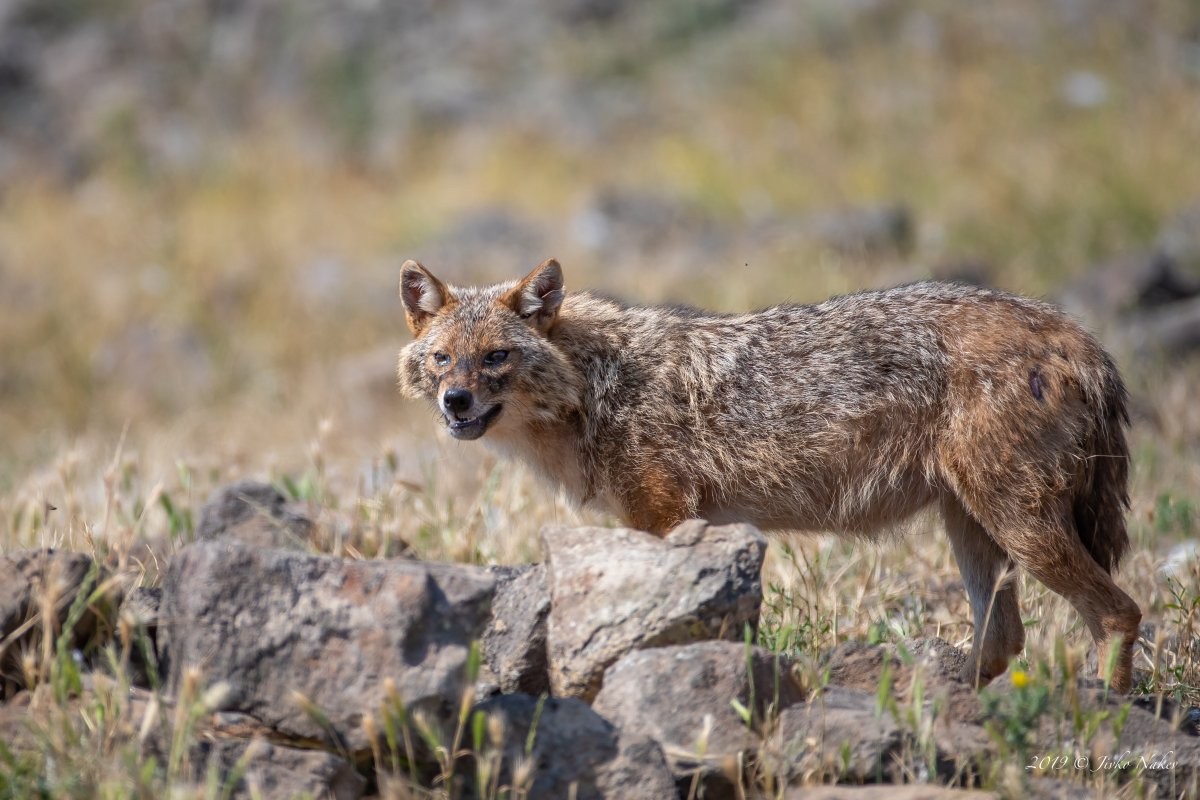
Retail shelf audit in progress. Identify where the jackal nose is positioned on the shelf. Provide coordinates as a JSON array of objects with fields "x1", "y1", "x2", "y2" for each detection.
[{"x1": 443, "y1": 388, "x2": 473, "y2": 414}]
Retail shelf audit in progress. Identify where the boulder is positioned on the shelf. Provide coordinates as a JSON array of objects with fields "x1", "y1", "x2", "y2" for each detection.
[
  {"x1": 593, "y1": 641, "x2": 806, "y2": 796},
  {"x1": 480, "y1": 564, "x2": 551, "y2": 696},
  {"x1": 158, "y1": 541, "x2": 494, "y2": 752},
  {"x1": 767, "y1": 687, "x2": 907, "y2": 784},
  {"x1": 783, "y1": 787, "x2": 995, "y2": 799},
  {"x1": 0, "y1": 549, "x2": 123, "y2": 698},
  {"x1": 196, "y1": 480, "x2": 314, "y2": 549},
  {"x1": 1158, "y1": 200, "x2": 1200, "y2": 279},
  {"x1": 1066, "y1": 686, "x2": 1200, "y2": 800},
  {"x1": 1120, "y1": 295, "x2": 1200, "y2": 358},
  {"x1": 177, "y1": 738, "x2": 366, "y2": 800},
  {"x1": 822, "y1": 638, "x2": 981, "y2": 724},
  {"x1": 543, "y1": 520, "x2": 767, "y2": 700},
  {"x1": 804, "y1": 204, "x2": 914, "y2": 256},
  {"x1": 118, "y1": 586, "x2": 163, "y2": 688},
  {"x1": 472, "y1": 693, "x2": 677, "y2": 799},
  {"x1": 1058, "y1": 252, "x2": 1198, "y2": 322}
]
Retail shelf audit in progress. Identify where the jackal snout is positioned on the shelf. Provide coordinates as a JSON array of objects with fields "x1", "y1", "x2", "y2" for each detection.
[
  {"x1": 438, "y1": 384, "x2": 503, "y2": 441},
  {"x1": 442, "y1": 387, "x2": 473, "y2": 414}
]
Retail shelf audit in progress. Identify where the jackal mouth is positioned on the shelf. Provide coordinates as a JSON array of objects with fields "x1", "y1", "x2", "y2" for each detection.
[{"x1": 446, "y1": 404, "x2": 503, "y2": 440}]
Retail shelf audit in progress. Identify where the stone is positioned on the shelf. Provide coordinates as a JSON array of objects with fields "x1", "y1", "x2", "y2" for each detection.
[
  {"x1": 593, "y1": 641, "x2": 806, "y2": 796},
  {"x1": 473, "y1": 693, "x2": 677, "y2": 799},
  {"x1": 179, "y1": 738, "x2": 366, "y2": 800},
  {"x1": 1058, "y1": 252, "x2": 1200, "y2": 332},
  {"x1": 768, "y1": 687, "x2": 907, "y2": 784},
  {"x1": 1076, "y1": 686, "x2": 1200, "y2": 800},
  {"x1": 158, "y1": 541, "x2": 495, "y2": 752},
  {"x1": 0, "y1": 549, "x2": 123, "y2": 698},
  {"x1": 1158, "y1": 200, "x2": 1200, "y2": 279},
  {"x1": 481, "y1": 564, "x2": 551, "y2": 696},
  {"x1": 804, "y1": 204, "x2": 914, "y2": 256},
  {"x1": 0, "y1": 674, "x2": 364, "y2": 799},
  {"x1": 543, "y1": 519, "x2": 767, "y2": 700},
  {"x1": 783, "y1": 786, "x2": 996, "y2": 799},
  {"x1": 119, "y1": 586, "x2": 163, "y2": 688},
  {"x1": 1120, "y1": 295, "x2": 1200, "y2": 358},
  {"x1": 196, "y1": 480, "x2": 314, "y2": 549},
  {"x1": 822, "y1": 638, "x2": 981, "y2": 724}
]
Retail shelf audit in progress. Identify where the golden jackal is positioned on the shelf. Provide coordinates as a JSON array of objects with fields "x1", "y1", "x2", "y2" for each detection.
[{"x1": 397, "y1": 258, "x2": 1141, "y2": 692}]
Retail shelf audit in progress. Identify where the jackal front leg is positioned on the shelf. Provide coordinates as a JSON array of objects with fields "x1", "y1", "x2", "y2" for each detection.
[{"x1": 618, "y1": 463, "x2": 694, "y2": 536}]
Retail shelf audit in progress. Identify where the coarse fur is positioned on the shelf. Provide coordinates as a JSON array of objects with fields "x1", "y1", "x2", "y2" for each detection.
[{"x1": 397, "y1": 258, "x2": 1142, "y2": 691}]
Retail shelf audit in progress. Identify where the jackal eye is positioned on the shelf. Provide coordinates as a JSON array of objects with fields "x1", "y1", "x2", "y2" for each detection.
[
  {"x1": 483, "y1": 350, "x2": 509, "y2": 366},
  {"x1": 432, "y1": 352, "x2": 451, "y2": 367}
]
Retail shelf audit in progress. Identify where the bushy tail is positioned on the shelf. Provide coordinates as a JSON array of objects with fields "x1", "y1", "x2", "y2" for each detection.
[{"x1": 1073, "y1": 354, "x2": 1131, "y2": 575}]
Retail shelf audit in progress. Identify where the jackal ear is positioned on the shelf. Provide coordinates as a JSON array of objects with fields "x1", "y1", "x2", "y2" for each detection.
[
  {"x1": 400, "y1": 260, "x2": 451, "y2": 336},
  {"x1": 505, "y1": 258, "x2": 564, "y2": 334}
]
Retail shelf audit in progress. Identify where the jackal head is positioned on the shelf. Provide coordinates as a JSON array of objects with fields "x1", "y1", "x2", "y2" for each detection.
[{"x1": 397, "y1": 258, "x2": 572, "y2": 441}]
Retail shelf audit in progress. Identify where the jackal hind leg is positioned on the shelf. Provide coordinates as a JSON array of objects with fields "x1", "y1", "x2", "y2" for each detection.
[
  {"x1": 941, "y1": 496, "x2": 1026, "y2": 686},
  {"x1": 967, "y1": 503, "x2": 1141, "y2": 693}
]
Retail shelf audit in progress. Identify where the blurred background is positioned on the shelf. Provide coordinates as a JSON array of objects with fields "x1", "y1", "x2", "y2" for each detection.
[{"x1": 1, "y1": 0, "x2": 1199, "y2": 562}]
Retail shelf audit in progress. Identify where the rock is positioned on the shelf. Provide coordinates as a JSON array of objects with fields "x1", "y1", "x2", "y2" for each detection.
[
  {"x1": 1024, "y1": 780, "x2": 1099, "y2": 800},
  {"x1": 804, "y1": 204, "x2": 914, "y2": 256},
  {"x1": 472, "y1": 693, "x2": 677, "y2": 800},
  {"x1": 1084, "y1": 687, "x2": 1200, "y2": 800},
  {"x1": 0, "y1": 549, "x2": 123, "y2": 698},
  {"x1": 783, "y1": 786, "x2": 996, "y2": 799},
  {"x1": 1158, "y1": 200, "x2": 1200, "y2": 278},
  {"x1": 1058, "y1": 252, "x2": 1199, "y2": 322},
  {"x1": 0, "y1": 692, "x2": 35, "y2": 756},
  {"x1": 158, "y1": 541, "x2": 494, "y2": 753},
  {"x1": 822, "y1": 638, "x2": 981, "y2": 724},
  {"x1": 1058, "y1": 251, "x2": 1200, "y2": 357},
  {"x1": 176, "y1": 739, "x2": 366, "y2": 800},
  {"x1": 542, "y1": 519, "x2": 767, "y2": 700},
  {"x1": 1120, "y1": 295, "x2": 1200, "y2": 358},
  {"x1": 119, "y1": 586, "x2": 163, "y2": 688},
  {"x1": 593, "y1": 641, "x2": 806, "y2": 796},
  {"x1": 795, "y1": 639, "x2": 991, "y2": 783},
  {"x1": 0, "y1": 678, "x2": 364, "y2": 799},
  {"x1": 120, "y1": 586, "x2": 161, "y2": 629},
  {"x1": 767, "y1": 686, "x2": 907, "y2": 784},
  {"x1": 481, "y1": 564, "x2": 551, "y2": 696},
  {"x1": 196, "y1": 480, "x2": 314, "y2": 549}
]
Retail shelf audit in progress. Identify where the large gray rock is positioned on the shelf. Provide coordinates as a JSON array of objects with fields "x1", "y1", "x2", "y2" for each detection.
[
  {"x1": 481, "y1": 564, "x2": 551, "y2": 696},
  {"x1": 158, "y1": 541, "x2": 495, "y2": 752},
  {"x1": 1059, "y1": 252, "x2": 1197, "y2": 321},
  {"x1": 767, "y1": 687, "x2": 907, "y2": 784},
  {"x1": 593, "y1": 641, "x2": 806, "y2": 797},
  {"x1": 118, "y1": 586, "x2": 163, "y2": 689},
  {"x1": 473, "y1": 693, "x2": 677, "y2": 799},
  {"x1": 821, "y1": 637, "x2": 981, "y2": 724},
  {"x1": 172, "y1": 738, "x2": 366, "y2": 800},
  {"x1": 542, "y1": 520, "x2": 767, "y2": 700},
  {"x1": 1057, "y1": 251, "x2": 1200, "y2": 357},
  {"x1": 196, "y1": 480, "x2": 314, "y2": 549},
  {"x1": 1053, "y1": 686, "x2": 1200, "y2": 800},
  {"x1": 784, "y1": 787, "x2": 996, "y2": 799},
  {"x1": 0, "y1": 549, "x2": 123, "y2": 698},
  {"x1": 1120, "y1": 294, "x2": 1200, "y2": 358},
  {"x1": 1158, "y1": 200, "x2": 1200, "y2": 279}
]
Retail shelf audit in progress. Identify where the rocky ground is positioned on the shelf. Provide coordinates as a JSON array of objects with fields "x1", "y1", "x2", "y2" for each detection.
[{"x1": 2, "y1": 481, "x2": 1198, "y2": 799}]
